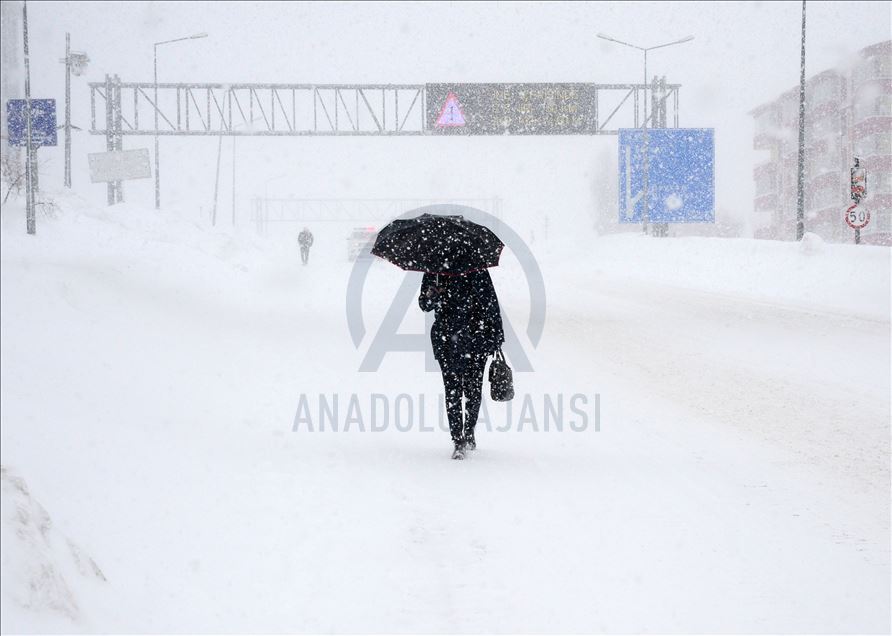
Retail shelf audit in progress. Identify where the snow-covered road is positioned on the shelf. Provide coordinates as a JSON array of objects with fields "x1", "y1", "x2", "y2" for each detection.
[{"x1": 1, "y1": 203, "x2": 889, "y2": 632}]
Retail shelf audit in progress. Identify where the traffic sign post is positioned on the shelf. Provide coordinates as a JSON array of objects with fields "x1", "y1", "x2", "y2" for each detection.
[
  {"x1": 7, "y1": 98, "x2": 57, "y2": 197},
  {"x1": 844, "y1": 203, "x2": 870, "y2": 244},
  {"x1": 851, "y1": 157, "x2": 867, "y2": 205},
  {"x1": 7, "y1": 98, "x2": 57, "y2": 147},
  {"x1": 618, "y1": 128, "x2": 715, "y2": 225},
  {"x1": 848, "y1": 158, "x2": 869, "y2": 245}
]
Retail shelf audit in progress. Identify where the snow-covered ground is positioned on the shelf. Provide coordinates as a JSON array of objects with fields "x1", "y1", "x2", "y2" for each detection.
[{"x1": 1, "y1": 193, "x2": 889, "y2": 632}]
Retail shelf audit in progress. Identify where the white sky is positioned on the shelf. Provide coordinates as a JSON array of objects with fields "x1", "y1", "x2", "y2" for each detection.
[{"x1": 12, "y1": 1, "x2": 892, "y2": 232}]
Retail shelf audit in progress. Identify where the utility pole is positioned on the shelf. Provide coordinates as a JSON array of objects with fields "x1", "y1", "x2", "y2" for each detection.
[
  {"x1": 64, "y1": 33, "x2": 70, "y2": 187},
  {"x1": 651, "y1": 76, "x2": 669, "y2": 237},
  {"x1": 154, "y1": 33, "x2": 208, "y2": 210},
  {"x1": 232, "y1": 136, "x2": 237, "y2": 226},
  {"x1": 643, "y1": 47, "x2": 649, "y2": 235},
  {"x1": 61, "y1": 33, "x2": 89, "y2": 188},
  {"x1": 153, "y1": 44, "x2": 160, "y2": 209},
  {"x1": 796, "y1": 0, "x2": 807, "y2": 241},
  {"x1": 23, "y1": 0, "x2": 34, "y2": 234},
  {"x1": 212, "y1": 130, "x2": 222, "y2": 225},
  {"x1": 105, "y1": 74, "x2": 123, "y2": 205}
]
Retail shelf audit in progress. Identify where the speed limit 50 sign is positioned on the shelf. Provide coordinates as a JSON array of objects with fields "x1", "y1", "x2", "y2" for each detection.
[{"x1": 845, "y1": 204, "x2": 870, "y2": 229}]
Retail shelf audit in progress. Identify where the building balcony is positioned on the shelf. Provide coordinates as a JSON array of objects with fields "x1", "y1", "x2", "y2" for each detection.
[
  {"x1": 754, "y1": 132, "x2": 782, "y2": 151},
  {"x1": 808, "y1": 99, "x2": 843, "y2": 120},
  {"x1": 862, "y1": 155, "x2": 891, "y2": 173},
  {"x1": 806, "y1": 169, "x2": 843, "y2": 187},
  {"x1": 852, "y1": 115, "x2": 892, "y2": 138},
  {"x1": 861, "y1": 193, "x2": 892, "y2": 210},
  {"x1": 754, "y1": 194, "x2": 777, "y2": 212},
  {"x1": 852, "y1": 68, "x2": 891, "y2": 92},
  {"x1": 754, "y1": 160, "x2": 777, "y2": 177}
]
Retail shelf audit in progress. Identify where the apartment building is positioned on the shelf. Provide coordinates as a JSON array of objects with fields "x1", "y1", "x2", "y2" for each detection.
[{"x1": 750, "y1": 40, "x2": 890, "y2": 245}]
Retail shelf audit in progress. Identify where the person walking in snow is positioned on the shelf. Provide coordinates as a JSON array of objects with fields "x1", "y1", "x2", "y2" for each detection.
[
  {"x1": 298, "y1": 227, "x2": 314, "y2": 265},
  {"x1": 419, "y1": 270, "x2": 505, "y2": 460}
]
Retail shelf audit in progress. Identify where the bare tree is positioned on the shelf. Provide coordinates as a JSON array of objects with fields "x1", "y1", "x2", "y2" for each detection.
[{"x1": 1, "y1": 150, "x2": 26, "y2": 204}]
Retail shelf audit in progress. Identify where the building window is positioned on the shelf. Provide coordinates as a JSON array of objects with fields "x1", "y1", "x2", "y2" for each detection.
[
  {"x1": 809, "y1": 112, "x2": 839, "y2": 139},
  {"x1": 809, "y1": 79, "x2": 839, "y2": 105},
  {"x1": 782, "y1": 99, "x2": 798, "y2": 128},
  {"x1": 808, "y1": 139, "x2": 840, "y2": 177},
  {"x1": 755, "y1": 171, "x2": 776, "y2": 196},
  {"x1": 870, "y1": 169, "x2": 892, "y2": 196},
  {"x1": 755, "y1": 109, "x2": 778, "y2": 137},
  {"x1": 855, "y1": 132, "x2": 892, "y2": 157},
  {"x1": 810, "y1": 183, "x2": 842, "y2": 210},
  {"x1": 854, "y1": 91, "x2": 892, "y2": 121},
  {"x1": 854, "y1": 54, "x2": 892, "y2": 85},
  {"x1": 873, "y1": 210, "x2": 891, "y2": 233}
]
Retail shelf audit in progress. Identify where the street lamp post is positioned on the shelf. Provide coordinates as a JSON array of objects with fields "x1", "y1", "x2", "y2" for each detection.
[
  {"x1": 22, "y1": 0, "x2": 34, "y2": 234},
  {"x1": 796, "y1": 0, "x2": 807, "y2": 241},
  {"x1": 60, "y1": 32, "x2": 89, "y2": 188},
  {"x1": 597, "y1": 32, "x2": 693, "y2": 235},
  {"x1": 154, "y1": 32, "x2": 207, "y2": 210}
]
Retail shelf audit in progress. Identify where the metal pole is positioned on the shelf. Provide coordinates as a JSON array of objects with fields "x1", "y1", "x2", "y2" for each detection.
[
  {"x1": 64, "y1": 32, "x2": 71, "y2": 188},
  {"x1": 151, "y1": 34, "x2": 208, "y2": 209},
  {"x1": 29, "y1": 142, "x2": 39, "y2": 193},
  {"x1": 642, "y1": 49, "x2": 649, "y2": 235},
  {"x1": 212, "y1": 130, "x2": 222, "y2": 225},
  {"x1": 796, "y1": 0, "x2": 807, "y2": 241},
  {"x1": 23, "y1": 0, "x2": 35, "y2": 234},
  {"x1": 232, "y1": 136, "x2": 236, "y2": 226},
  {"x1": 154, "y1": 44, "x2": 160, "y2": 209},
  {"x1": 105, "y1": 74, "x2": 114, "y2": 205},
  {"x1": 114, "y1": 75, "x2": 123, "y2": 203}
]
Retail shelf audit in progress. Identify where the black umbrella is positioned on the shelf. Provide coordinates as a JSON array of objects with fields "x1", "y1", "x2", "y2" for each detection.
[{"x1": 371, "y1": 213, "x2": 504, "y2": 275}]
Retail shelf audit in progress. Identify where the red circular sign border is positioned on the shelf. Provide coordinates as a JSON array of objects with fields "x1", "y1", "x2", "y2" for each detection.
[{"x1": 845, "y1": 204, "x2": 870, "y2": 230}]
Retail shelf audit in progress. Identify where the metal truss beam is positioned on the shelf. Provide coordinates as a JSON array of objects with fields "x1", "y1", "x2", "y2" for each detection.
[
  {"x1": 90, "y1": 82, "x2": 427, "y2": 136},
  {"x1": 89, "y1": 81, "x2": 681, "y2": 137}
]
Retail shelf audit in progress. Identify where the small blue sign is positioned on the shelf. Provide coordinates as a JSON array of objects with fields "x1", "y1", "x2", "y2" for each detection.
[
  {"x1": 6, "y1": 99, "x2": 57, "y2": 147},
  {"x1": 618, "y1": 128, "x2": 714, "y2": 224}
]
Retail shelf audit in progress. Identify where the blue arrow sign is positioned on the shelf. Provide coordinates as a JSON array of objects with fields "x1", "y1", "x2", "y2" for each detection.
[
  {"x1": 618, "y1": 128, "x2": 714, "y2": 224},
  {"x1": 6, "y1": 99, "x2": 58, "y2": 147}
]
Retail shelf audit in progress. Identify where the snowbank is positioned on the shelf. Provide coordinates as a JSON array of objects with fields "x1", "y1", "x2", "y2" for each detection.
[
  {"x1": 0, "y1": 466, "x2": 106, "y2": 632},
  {"x1": 539, "y1": 230, "x2": 890, "y2": 322}
]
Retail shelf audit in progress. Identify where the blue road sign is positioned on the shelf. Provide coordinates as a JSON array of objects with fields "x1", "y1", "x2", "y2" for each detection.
[
  {"x1": 618, "y1": 128, "x2": 714, "y2": 224},
  {"x1": 6, "y1": 99, "x2": 58, "y2": 147}
]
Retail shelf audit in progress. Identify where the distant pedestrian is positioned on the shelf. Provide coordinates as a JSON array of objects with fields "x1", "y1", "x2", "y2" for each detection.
[{"x1": 298, "y1": 227, "x2": 314, "y2": 265}]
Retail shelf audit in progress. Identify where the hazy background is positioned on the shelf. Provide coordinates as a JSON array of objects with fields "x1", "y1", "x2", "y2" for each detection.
[{"x1": 14, "y1": 0, "x2": 892, "y2": 240}]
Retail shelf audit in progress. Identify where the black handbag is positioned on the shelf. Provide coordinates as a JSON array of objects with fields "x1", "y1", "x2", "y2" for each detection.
[{"x1": 488, "y1": 349, "x2": 514, "y2": 401}]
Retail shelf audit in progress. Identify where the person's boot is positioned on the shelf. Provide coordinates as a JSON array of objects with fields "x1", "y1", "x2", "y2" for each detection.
[
  {"x1": 451, "y1": 441, "x2": 466, "y2": 460},
  {"x1": 464, "y1": 428, "x2": 476, "y2": 451}
]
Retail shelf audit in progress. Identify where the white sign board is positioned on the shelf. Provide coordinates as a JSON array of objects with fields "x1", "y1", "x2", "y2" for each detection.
[{"x1": 88, "y1": 149, "x2": 152, "y2": 183}]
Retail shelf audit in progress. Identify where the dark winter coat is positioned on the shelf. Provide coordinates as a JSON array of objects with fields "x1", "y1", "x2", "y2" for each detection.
[
  {"x1": 419, "y1": 269, "x2": 505, "y2": 370},
  {"x1": 298, "y1": 230, "x2": 314, "y2": 247}
]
